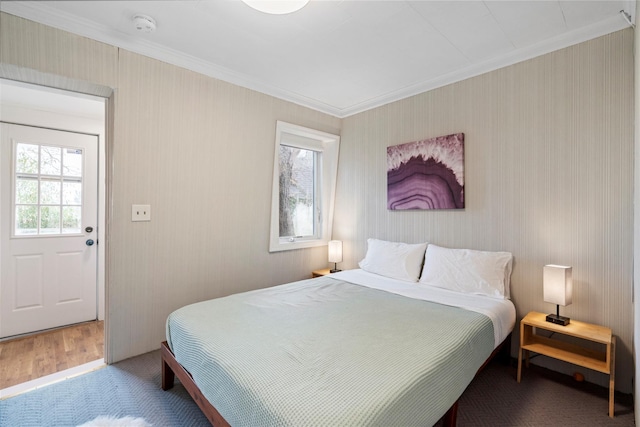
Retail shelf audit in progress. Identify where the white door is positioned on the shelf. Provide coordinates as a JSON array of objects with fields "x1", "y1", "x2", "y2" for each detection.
[{"x1": 0, "y1": 123, "x2": 98, "y2": 338}]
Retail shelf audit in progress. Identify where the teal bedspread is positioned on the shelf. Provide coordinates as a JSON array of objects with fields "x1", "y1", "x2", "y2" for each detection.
[{"x1": 166, "y1": 276, "x2": 494, "y2": 426}]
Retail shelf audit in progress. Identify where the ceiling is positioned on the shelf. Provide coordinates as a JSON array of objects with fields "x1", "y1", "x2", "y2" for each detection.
[
  {"x1": 0, "y1": 1, "x2": 634, "y2": 118},
  {"x1": 0, "y1": 79, "x2": 105, "y2": 120}
]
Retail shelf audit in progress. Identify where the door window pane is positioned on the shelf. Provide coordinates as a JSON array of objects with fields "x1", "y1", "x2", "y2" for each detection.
[
  {"x1": 16, "y1": 178, "x2": 38, "y2": 204},
  {"x1": 62, "y1": 206, "x2": 81, "y2": 233},
  {"x1": 41, "y1": 146, "x2": 62, "y2": 175},
  {"x1": 40, "y1": 180, "x2": 61, "y2": 204},
  {"x1": 63, "y1": 181, "x2": 82, "y2": 205},
  {"x1": 16, "y1": 143, "x2": 39, "y2": 174},
  {"x1": 63, "y1": 148, "x2": 82, "y2": 177},
  {"x1": 16, "y1": 205, "x2": 38, "y2": 235},
  {"x1": 40, "y1": 206, "x2": 61, "y2": 234}
]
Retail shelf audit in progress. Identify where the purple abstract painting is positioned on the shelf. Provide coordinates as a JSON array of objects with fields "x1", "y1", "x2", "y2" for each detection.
[{"x1": 387, "y1": 133, "x2": 464, "y2": 210}]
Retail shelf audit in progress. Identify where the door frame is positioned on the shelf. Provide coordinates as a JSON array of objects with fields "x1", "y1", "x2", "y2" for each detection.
[{"x1": 0, "y1": 80, "x2": 107, "y2": 333}]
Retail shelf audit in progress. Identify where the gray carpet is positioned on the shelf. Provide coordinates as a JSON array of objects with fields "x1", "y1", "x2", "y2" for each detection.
[
  {"x1": 450, "y1": 360, "x2": 634, "y2": 427},
  {"x1": 0, "y1": 350, "x2": 634, "y2": 426}
]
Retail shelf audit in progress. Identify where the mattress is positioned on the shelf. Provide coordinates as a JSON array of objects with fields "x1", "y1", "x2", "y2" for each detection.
[{"x1": 166, "y1": 271, "x2": 515, "y2": 426}]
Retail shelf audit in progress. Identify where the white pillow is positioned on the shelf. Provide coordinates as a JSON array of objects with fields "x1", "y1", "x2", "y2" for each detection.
[
  {"x1": 358, "y1": 239, "x2": 428, "y2": 282},
  {"x1": 419, "y1": 244, "x2": 513, "y2": 299}
]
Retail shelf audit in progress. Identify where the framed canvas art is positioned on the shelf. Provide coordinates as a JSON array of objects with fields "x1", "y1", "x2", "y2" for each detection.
[{"x1": 387, "y1": 133, "x2": 464, "y2": 210}]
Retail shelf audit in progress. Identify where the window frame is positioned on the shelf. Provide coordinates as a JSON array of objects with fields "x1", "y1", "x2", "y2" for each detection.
[{"x1": 269, "y1": 121, "x2": 340, "y2": 252}]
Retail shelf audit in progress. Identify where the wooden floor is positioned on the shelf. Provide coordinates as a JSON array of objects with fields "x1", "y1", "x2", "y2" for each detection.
[{"x1": 0, "y1": 320, "x2": 104, "y2": 390}]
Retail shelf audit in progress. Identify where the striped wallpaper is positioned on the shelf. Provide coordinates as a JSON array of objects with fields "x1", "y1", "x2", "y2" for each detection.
[{"x1": 334, "y1": 29, "x2": 634, "y2": 392}]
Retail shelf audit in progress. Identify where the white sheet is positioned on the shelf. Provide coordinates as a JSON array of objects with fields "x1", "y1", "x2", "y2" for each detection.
[{"x1": 331, "y1": 269, "x2": 516, "y2": 348}]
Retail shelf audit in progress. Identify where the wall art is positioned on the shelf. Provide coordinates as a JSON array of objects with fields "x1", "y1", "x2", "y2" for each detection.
[{"x1": 387, "y1": 133, "x2": 464, "y2": 210}]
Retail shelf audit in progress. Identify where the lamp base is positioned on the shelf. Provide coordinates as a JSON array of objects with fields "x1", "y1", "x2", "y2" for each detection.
[
  {"x1": 546, "y1": 313, "x2": 570, "y2": 326},
  {"x1": 330, "y1": 269, "x2": 342, "y2": 273}
]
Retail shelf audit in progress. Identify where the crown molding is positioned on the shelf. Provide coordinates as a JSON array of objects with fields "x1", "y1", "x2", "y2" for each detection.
[{"x1": 1, "y1": 2, "x2": 631, "y2": 119}]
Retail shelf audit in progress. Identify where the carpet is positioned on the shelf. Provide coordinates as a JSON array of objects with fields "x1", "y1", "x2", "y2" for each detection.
[
  {"x1": 438, "y1": 360, "x2": 635, "y2": 426},
  {"x1": 0, "y1": 350, "x2": 209, "y2": 427}
]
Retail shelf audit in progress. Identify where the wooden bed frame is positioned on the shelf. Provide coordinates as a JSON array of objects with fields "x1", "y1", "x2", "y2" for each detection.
[{"x1": 161, "y1": 334, "x2": 511, "y2": 427}]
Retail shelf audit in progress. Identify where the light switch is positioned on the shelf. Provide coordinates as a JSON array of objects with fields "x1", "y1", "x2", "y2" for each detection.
[{"x1": 132, "y1": 204, "x2": 151, "y2": 222}]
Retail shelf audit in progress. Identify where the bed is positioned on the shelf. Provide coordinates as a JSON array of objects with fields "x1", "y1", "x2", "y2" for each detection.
[{"x1": 162, "y1": 242, "x2": 516, "y2": 426}]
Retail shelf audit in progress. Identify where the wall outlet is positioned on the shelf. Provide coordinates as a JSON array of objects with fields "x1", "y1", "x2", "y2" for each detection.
[{"x1": 132, "y1": 204, "x2": 151, "y2": 222}]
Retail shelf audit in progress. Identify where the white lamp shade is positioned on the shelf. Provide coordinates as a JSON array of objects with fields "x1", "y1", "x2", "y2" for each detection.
[
  {"x1": 328, "y1": 240, "x2": 343, "y2": 263},
  {"x1": 543, "y1": 265, "x2": 572, "y2": 306},
  {"x1": 242, "y1": 0, "x2": 309, "y2": 14}
]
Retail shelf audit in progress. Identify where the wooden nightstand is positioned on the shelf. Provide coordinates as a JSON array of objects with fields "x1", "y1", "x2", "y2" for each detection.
[
  {"x1": 311, "y1": 268, "x2": 332, "y2": 278},
  {"x1": 517, "y1": 311, "x2": 616, "y2": 417}
]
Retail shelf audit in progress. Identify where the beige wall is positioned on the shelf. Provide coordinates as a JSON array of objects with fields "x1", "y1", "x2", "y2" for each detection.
[
  {"x1": 335, "y1": 29, "x2": 634, "y2": 392},
  {"x1": 0, "y1": 12, "x2": 341, "y2": 362}
]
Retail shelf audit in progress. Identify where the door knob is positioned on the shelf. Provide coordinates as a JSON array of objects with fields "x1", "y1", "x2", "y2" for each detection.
[{"x1": 86, "y1": 239, "x2": 95, "y2": 246}]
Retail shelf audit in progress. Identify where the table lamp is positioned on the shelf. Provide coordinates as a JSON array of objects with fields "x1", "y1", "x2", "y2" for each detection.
[
  {"x1": 328, "y1": 240, "x2": 343, "y2": 273},
  {"x1": 543, "y1": 264, "x2": 572, "y2": 326}
]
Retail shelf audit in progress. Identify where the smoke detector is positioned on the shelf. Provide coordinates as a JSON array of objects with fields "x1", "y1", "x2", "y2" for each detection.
[{"x1": 132, "y1": 14, "x2": 156, "y2": 33}]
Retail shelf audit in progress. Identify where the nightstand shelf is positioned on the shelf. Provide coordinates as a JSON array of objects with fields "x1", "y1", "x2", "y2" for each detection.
[
  {"x1": 517, "y1": 311, "x2": 616, "y2": 417},
  {"x1": 311, "y1": 268, "x2": 332, "y2": 278}
]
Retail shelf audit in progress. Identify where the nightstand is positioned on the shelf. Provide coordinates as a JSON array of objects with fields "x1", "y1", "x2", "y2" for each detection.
[
  {"x1": 517, "y1": 311, "x2": 616, "y2": 417},
  {"x1": 311, "y1": 268, "x2": 332, "y2": 278}
]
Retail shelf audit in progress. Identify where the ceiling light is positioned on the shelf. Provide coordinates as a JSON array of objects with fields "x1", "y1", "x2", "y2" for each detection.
[
  {"x1": 242, "y1": 0, "x2": 309, "y2": 15},
  {"x1": 132, "y1": 14, "x2": 156, "y2": 33}
]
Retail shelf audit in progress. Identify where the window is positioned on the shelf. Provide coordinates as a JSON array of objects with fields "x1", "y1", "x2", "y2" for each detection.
[
  {"x1": 269, "y1": 121, "x2": 340, "y2": 252},
  {"x1": 13, "y1": 142, "x2": 84, "y2": 236}
]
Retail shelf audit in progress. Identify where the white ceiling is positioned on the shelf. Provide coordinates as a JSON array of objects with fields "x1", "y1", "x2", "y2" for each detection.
[
  {"x1": 0, "y1": 1, "x2": 634, "y2": 118},
  {"x1": 0, "y1": 79, "x2": 105, "y2": 120}
]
